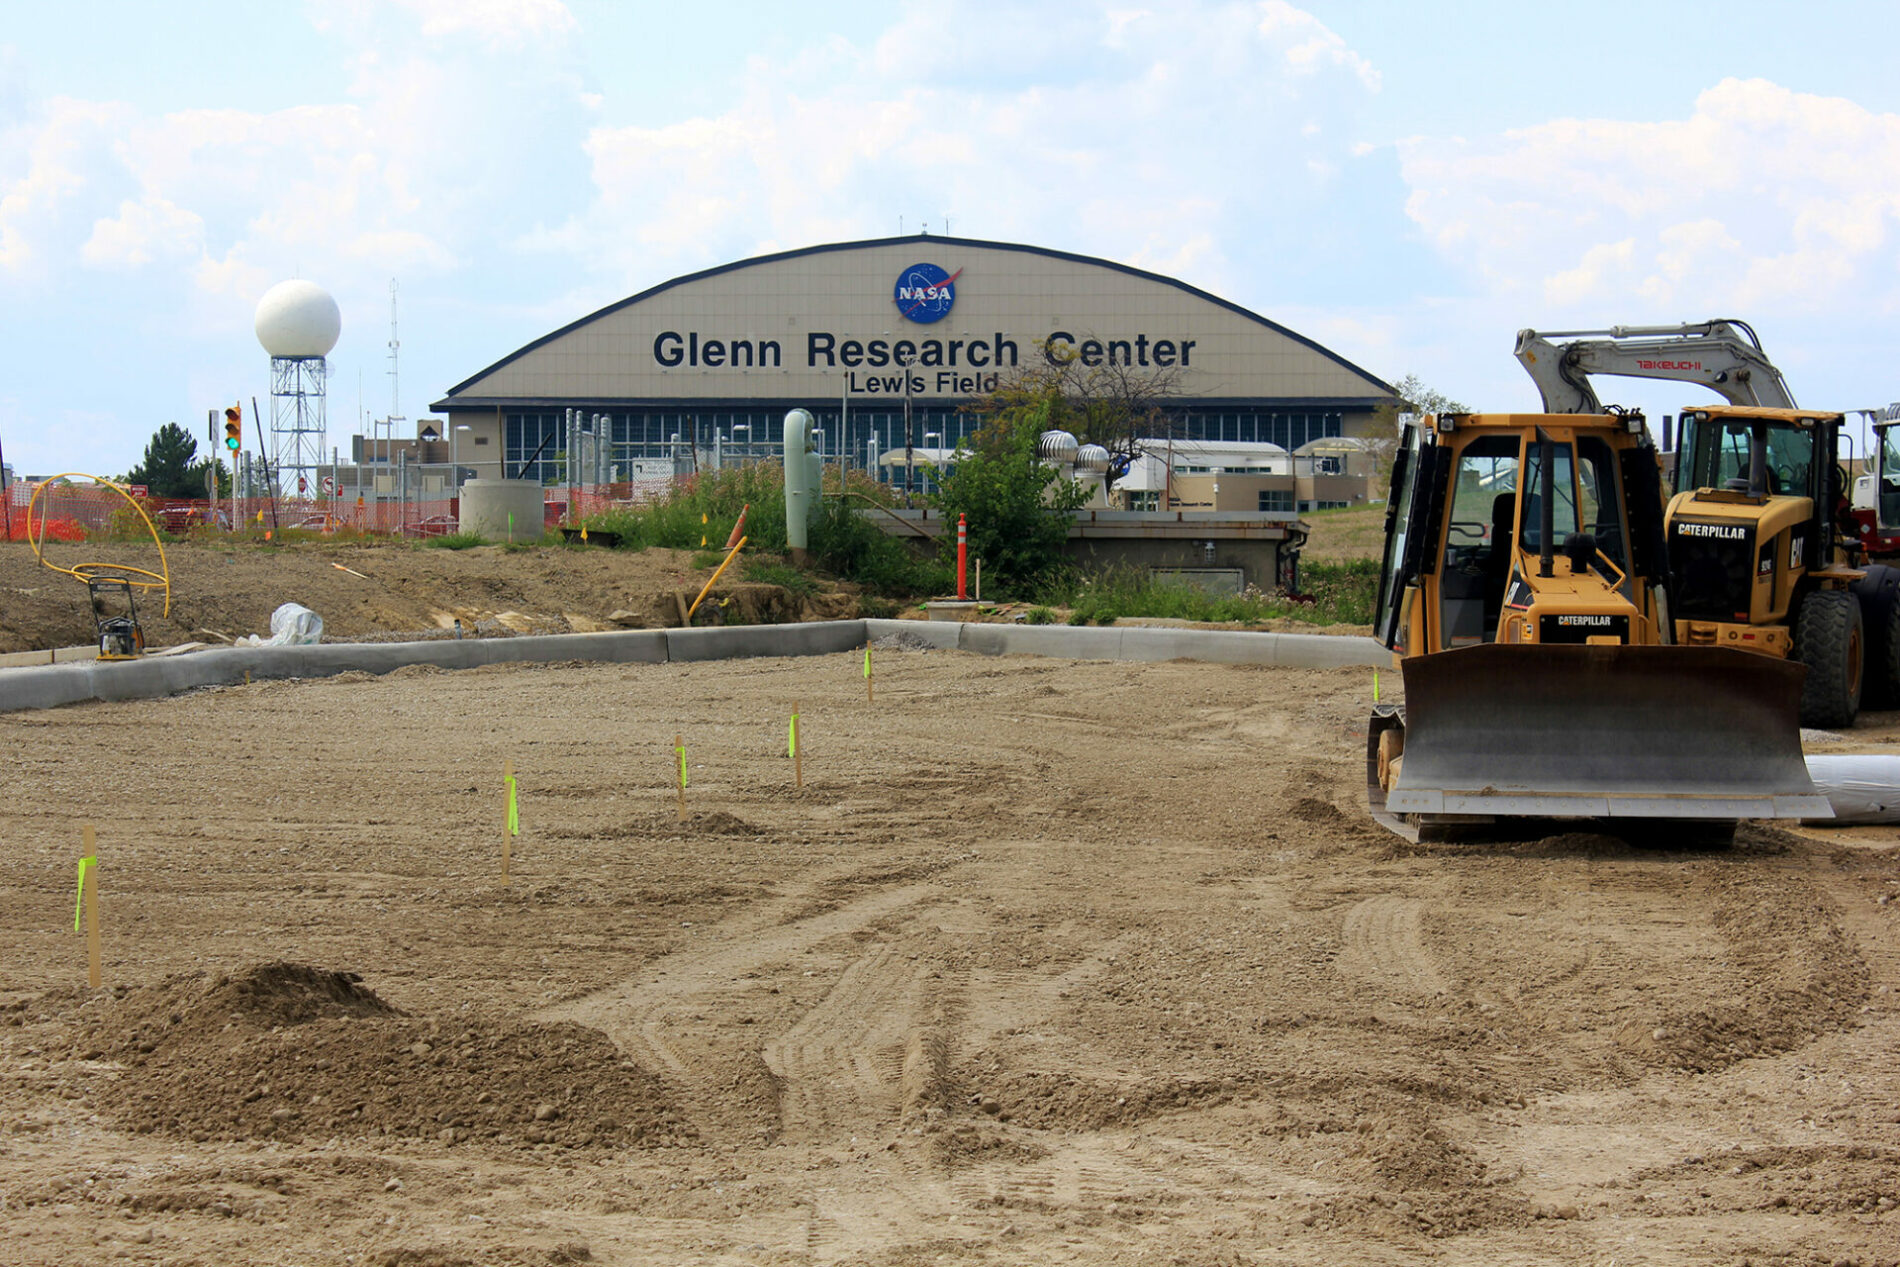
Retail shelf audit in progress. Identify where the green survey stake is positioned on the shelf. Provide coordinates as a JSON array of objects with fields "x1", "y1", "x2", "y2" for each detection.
[
  {"x1": 788, "y1": 712, "x2": 799, "y2": 758},
  {"x1": 676, "y1": 743, "x2": 688, "y2": 789},
  {"x1": 505, "y1": 774, "x2": 519, "y2": 836},
  {"x1": 73, "y1": 855, "x2": 96, "y2": 932},
  {"x1": 1373, "y1": 668, "x2": 1380, "y2": 703}
]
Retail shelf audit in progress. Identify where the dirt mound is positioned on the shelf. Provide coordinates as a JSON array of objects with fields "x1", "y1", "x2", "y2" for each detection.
[
  {"x1": 74, "y1": 963, "x2": 694, "y2": 1151},
  {"x1": 1289, "y1": 796, "x2": 1355, "y2": 828},
  {"x1": 976, "y1": 1069, "x2": 1250, "y2": 1131},
  {"x1": 76, "y1": 962, "x2": 400, "y2": 1058}
]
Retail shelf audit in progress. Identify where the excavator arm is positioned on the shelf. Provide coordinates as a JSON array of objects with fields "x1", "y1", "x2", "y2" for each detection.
[{"x1": 1514, "y1": 319, "x2": 1796, "y2": 413}]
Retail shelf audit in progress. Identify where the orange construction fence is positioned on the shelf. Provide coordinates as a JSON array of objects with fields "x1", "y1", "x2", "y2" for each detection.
[{"x1": 5, "y1": 476, "x2": 685, "y2": 541}]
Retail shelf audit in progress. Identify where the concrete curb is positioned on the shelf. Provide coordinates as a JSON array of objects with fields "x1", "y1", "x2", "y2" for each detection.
[
  {"x1": 665, "y1": 622, "x2": 872, "y2": 662},
  {"x1": 0, "y1": 620, "x2": 1385, "y2": 713},
  {"x1": 868, "y1": 620, "x2": 1387, "y2": 668}
]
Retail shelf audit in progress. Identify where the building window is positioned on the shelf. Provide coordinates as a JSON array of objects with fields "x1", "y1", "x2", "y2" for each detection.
[
  {"x1": 1259, "y1": 490, "x2": 1294, "y2": 512},
  {"x1": 1128, "y1": 491, "x2": 1159, "y2": 511}
]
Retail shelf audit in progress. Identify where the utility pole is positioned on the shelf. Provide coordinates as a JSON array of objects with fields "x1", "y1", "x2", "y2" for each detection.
[{"x1": 900, "y1": 350, "x2": 917, "y2": 507}]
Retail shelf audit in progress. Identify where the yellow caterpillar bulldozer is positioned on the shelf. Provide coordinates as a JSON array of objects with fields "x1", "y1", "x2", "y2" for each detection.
[{"x1": 1366, "y1": 408, "x2": 1826, "y2": 841}]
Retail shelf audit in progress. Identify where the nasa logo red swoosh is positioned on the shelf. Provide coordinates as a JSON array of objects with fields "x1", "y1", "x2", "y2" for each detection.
[{"x1": 900, "y1": 266, "x2": 963, "y2": 318}]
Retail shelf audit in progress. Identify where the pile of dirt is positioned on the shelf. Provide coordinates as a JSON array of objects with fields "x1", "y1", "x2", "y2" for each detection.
[
  {"x1": 73, "y1": 962, "x2": 693, "y2": 1151},
  {"x1": 0, "y1": 540, "x2": 867, "y2": 654}
]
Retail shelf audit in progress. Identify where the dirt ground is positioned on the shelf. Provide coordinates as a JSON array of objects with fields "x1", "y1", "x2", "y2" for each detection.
[
  {"x1": 4, "y1": 637, "x2": 1900, "y2": 1265},
  {"x1": 0, "y1": 539, "x2": 866, "y2": 656},
  {"x1": 0, "y1": 536, "x2": 1362, "y2": 657}
]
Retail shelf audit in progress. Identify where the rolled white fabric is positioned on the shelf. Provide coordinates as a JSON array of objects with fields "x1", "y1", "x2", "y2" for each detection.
[{"x1": 1804, "y1": 755, "x2": 1900, "y2": 824}]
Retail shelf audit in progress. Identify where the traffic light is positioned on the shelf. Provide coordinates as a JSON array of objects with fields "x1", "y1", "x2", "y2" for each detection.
[{"x1": 223, "y1": 405, "x2": 242, "y2": 452}]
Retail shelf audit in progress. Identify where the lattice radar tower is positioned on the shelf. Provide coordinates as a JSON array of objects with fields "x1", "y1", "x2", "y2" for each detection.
[{"x1": 254, "y1": 280, "x2": 342, "y2": 500}]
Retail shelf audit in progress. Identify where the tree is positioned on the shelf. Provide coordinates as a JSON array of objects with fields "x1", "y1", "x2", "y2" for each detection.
[
  {"x1": 1366, "y1": 374, "x2": 1469, "y2": 482},
  {"x1": 935, "y1": 374, "x2": 1093, "y2": 598},
  {"x1": 123, "y1": 422, "x2": 227, "y2": 498}
]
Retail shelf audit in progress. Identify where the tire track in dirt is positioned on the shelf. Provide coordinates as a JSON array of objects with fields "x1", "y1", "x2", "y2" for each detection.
[
  {"x1": 1338, "y1": 894, "x2": 1451, "y2": 1000},
  {"x1": 763, "y1": 944, "x2": 931, "y2": 1141},
  {"x1": 534, "y1": 880, "x2": 941, "y2": 1084}
]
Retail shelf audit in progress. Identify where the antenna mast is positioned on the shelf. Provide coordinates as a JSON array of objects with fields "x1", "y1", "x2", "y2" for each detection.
[{"x1": 386, "y1": 278, "x2": 403, "y2": 431}]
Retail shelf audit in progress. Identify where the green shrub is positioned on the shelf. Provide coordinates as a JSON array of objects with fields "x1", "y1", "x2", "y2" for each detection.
[
  {"x1": 423, "y1": 531, "x2": 486, "y2": 550},
  {"x1": 934, "y1": 407, "x2": 1087, "y2": 599},
  {"x1": 1298, "y1": 558, "x2": 1380, "y2": 625},
  {"x1": 807, "y1": 494, "x2": 950, "y2": 596},
  {"x1": 1024, "y1": 606, "x2": 1055, "y2": 625},
  {"x1": 585, "y1": 463, "x2": 787, "y2": 553}
]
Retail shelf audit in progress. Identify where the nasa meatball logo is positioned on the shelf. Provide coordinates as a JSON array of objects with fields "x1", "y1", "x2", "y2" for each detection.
[{"x1": 894, "y1": 262, "x2": 961, "y2": 325}]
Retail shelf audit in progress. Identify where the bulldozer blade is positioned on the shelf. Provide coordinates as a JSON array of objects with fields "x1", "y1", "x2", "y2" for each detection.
[{"x1": 1368, "y1": 643, "x2": 1827, "y2": 838}]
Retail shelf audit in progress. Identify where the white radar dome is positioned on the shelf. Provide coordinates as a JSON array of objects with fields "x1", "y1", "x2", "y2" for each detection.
[{"x1": 254, "y1": 280, "x2": 341, "y2": 358}]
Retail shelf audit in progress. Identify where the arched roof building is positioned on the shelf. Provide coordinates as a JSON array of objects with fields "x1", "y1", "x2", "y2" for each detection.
[{"x1": 431, "y1": 234, "x2": 1396, "y2": 485}]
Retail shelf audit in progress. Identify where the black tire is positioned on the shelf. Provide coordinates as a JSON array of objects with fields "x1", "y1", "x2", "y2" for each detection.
[
  {"x1": 1794, "y1": 588, "x2": 1863, "y2": 729},
  {"x1": 1851, "y1": 565, "x2": 1900, "y2": 709}
]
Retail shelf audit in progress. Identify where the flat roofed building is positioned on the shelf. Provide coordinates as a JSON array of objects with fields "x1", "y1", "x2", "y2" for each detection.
[{"x1": 430, "y1": 234, "x2": 1397, "y2": 487}]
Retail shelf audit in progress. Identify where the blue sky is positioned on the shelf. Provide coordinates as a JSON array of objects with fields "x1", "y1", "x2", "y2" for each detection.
[{"x1": 4, "y1": 0, "x2": 1898, "y2": 477}]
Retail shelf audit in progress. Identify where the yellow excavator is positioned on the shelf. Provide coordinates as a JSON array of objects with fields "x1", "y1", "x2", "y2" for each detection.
[
  {"x1": 1366, "y1": 408, "x2": 1826, "y2": 841},
  {"x1": 1515, "y1": 319, "x2": 1900, "y2": 728}
]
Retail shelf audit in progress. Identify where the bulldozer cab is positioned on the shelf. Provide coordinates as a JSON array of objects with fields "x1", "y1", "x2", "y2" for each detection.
[
  {"x1": 1666, "y1": 407, "x2": 1849, "y2": 629},
  {"x1": 1673, "y1": 409, "x2": 1823, "y2": 505},
  {"x1": 1374, "y1": 413, "x2": 1665, "y2": 656}
]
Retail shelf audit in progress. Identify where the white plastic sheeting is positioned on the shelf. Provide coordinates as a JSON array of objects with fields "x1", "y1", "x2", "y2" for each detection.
[
  {"x1": 239, "y1": 603, "x2": 324, "y2": 648},
  {"x1": 1804, "y1": 755, "x2": 1900, "y2": 824}
]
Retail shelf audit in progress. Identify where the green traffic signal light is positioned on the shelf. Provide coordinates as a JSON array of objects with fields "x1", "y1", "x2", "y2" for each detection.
[{"x1": 223, "y1": 406, "x2": 241, "y2": 452}]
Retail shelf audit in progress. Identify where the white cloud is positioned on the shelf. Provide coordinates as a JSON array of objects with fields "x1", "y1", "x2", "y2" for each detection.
[
  {"x1": 0, "y1": 97, "x2": 130, "y2": 277},
  {"x1": 561, "y1": 1, "x2": 1386, "y2": 300},
  {"x1": 81, "y1": 194, "x2": 204, "y2": 267},
  {"x1": 397, "y1": 0, "x2": 576, "y2": 44},
  {"x1": 1254, "y1": 0, "x2": 1379, "y2": 91},
  {"x1": 1397, "y1": 78, "x2": 1900, "y2": 317}
]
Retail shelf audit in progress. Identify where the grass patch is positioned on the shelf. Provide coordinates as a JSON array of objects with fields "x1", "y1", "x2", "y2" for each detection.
[
  {"x1": 422, "y1": 532, "x2": 486, "y2": 550},
  {"x1": 742, "y1": 557, "x2": 821, "y2": 596},
  {"x1": 1298, "y1": 501, "x2": 1389, "y2": 563},
  {"x1": 1042, "y1": 558, "x2": 1379, "y2": 627}
]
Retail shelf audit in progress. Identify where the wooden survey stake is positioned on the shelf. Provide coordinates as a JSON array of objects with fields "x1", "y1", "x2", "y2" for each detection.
[
  {"x1": 791, "y1": 702, "x2": 803, "y2": 789},
  {"x1": 81, "y1": 825, "x2": 101, "y2": 989},
  {"x1": 502, "y1": 760, "x2": 515, "y2": 884}
]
